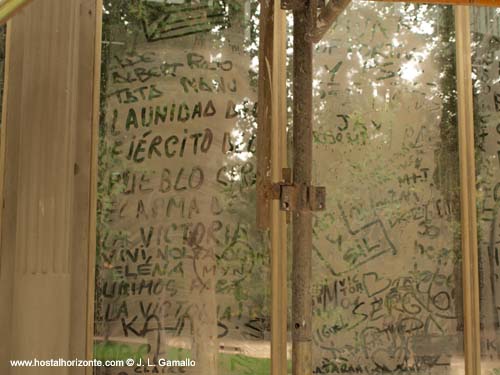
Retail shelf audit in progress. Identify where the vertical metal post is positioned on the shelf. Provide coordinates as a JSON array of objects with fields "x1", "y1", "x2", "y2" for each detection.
[
  {"x1": 271, "y1": 0, "x2": 289, "y2": 374},
  {"x1": 256, "y1": 0, "x2": 290, "y2": 373},
  {"x1": 292, "y1": 2, "x2": 314, "y2": 374},
  {"x1": 455, "y1": 5, "x2": 481, "y2": 375}
]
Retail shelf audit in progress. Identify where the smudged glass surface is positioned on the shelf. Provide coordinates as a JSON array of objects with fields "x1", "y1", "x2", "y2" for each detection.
[
  {"x1": 310, "y1": 2, "x2": 464, "y2": 374},
  {"x1": 94, "y1": 1, "x2": 270, "y2": 374},
  {"x1": 471, "y1": 5, "x2": 500, "y2": 375}
]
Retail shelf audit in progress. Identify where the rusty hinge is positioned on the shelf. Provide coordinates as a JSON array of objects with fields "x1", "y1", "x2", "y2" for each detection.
[{"x1": 268, "y1": 168, "x2": 326, "y2": 223}]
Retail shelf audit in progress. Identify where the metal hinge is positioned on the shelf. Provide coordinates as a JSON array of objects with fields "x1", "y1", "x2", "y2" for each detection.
[{"x1": 268, "y1": 168, "x2": 326, "y2": 222}]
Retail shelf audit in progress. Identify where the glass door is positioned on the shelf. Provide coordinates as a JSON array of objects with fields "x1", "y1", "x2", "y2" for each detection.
[
  {"x1": 308, "y1": 2, "x2": 465, "y2": 373},
  {"x1": 472, "y1": 4, "x2": 500, "y2": 374},
  {"x1": 91, "y1": 1, "x2": 500, "y2": 375},
  {"x1": 94, "y1": 1, "x2": 272, "y2": 374}
]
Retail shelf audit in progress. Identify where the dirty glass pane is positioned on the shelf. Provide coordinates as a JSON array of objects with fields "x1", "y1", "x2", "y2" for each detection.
[
  {"x1": 94, "y1": 1, "x2": 270, "y2": 374},
  {"x1": 471, "y1": 5, "x2": 500, "y2": 374},
  {"x1": 309, "y1": 2, "x2": 464, "y2": 373}
]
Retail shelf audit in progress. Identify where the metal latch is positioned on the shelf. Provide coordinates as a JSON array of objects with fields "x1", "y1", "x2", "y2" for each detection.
[{"x1": 269, "y1": 168, "x2": 326, "y2": 222}]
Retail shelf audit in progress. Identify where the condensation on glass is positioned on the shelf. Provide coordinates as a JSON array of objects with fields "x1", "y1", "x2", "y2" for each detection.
[
  {"x1": 309, "y1": 2, "x2": 464, "y2": 373},
  {"x1": 471, "y1": 5, "x2": 500, "y2": 375},
  {"x1": 94, "y1": 1, "x2": 271, "y2": 374}
]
